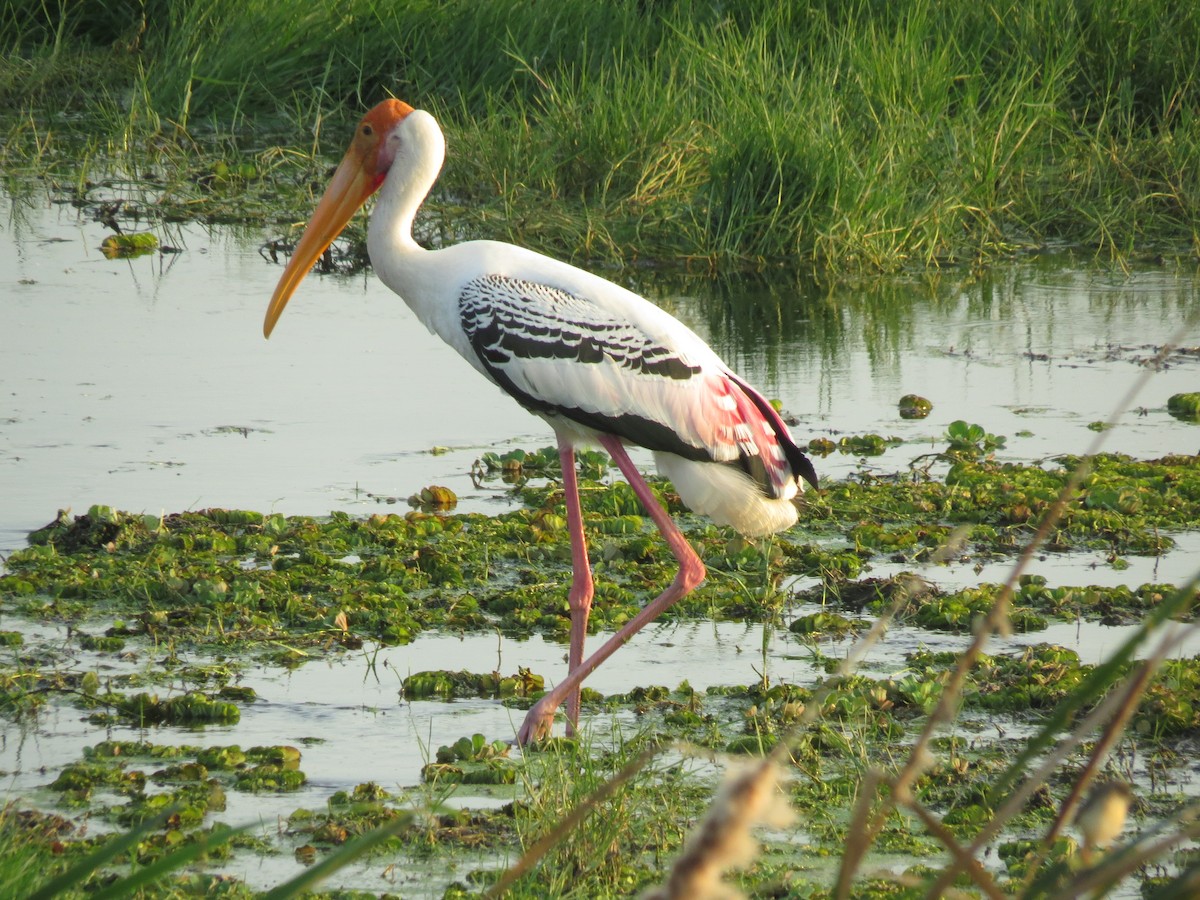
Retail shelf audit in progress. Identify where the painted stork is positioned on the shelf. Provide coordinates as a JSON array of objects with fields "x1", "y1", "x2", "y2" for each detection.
[{"x1": 263, "y1": 99, "x2": 818, "y2": 745}]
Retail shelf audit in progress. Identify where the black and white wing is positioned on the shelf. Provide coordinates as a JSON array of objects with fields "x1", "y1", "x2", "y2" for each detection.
[{"x1": 458, "y1": 274, "x2": 816, "y2": 498}]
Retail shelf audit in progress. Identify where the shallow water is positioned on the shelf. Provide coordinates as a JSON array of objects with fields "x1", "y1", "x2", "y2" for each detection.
[
  {"x1": 3, "y1": 187, "x2": 1200, "y2": 893},
  {"x1": 4, "y1": 190, "x2": 1200, "y2": 555},
  {"x1": 5, "y1": 610, "x2": 1198, "y2": 893}
]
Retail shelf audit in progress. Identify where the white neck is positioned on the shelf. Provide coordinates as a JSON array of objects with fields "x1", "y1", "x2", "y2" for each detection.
[{"x1": 368, "y1": 109, "x2": 445, "y2": 260}]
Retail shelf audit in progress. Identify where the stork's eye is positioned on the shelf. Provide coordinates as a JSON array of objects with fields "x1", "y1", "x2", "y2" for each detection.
[{"x1": 361, "y1": 124, "x2": 373, "y2": 137}]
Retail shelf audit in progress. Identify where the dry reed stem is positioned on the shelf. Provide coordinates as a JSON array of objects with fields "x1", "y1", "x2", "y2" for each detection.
[
  {"x1": 835, "y1": 328, "x2": 1190, "y2": 899},
  {"x1": 893, "y1": 785, "x2": 1006, "y2": 900},
  {"x1": 923, "y1": 666, "x2": 1133, "y2": 897},
  {"x1": 642, "y1": 756, "x2": 793, "y2": 900},
  {"x1": 924, "y1": 616, "x2": 1200, "y2": 898},
  {"x1": 1044, "y1": 647, "x2": 1162, "y2": 841},
  {"x1": 840, "y1": 765, "x2": 884, "y2": 888},
  {"x1": 834, "y1": 492, "x2": 1074, "y2": 900},
  {"x1": 1062, "y1": 801, "x2": 1200, "y2": 896},
  {"x1": 610, "y1": 570, "x2": 907, "y2": 898},
  {"x1": 1013, "y1": 617, "x2": 1200, "y2": 895}
]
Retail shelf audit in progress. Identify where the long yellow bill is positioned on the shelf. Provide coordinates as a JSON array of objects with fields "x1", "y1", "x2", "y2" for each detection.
[
  {"x1": 262, "y1": 153, "x2": 376, "y2": 337},
  {"x1": 262, "y1": 98, "x2": 412, "y2": 338}
]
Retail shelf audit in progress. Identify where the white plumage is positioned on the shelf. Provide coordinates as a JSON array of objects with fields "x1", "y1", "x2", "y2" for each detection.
[
  {"x1": 654, "y1": 453, "x2": 799, "y2": 537},
  {"x1": 263, "y1": 98, "x2": 817, "y2": 743}
]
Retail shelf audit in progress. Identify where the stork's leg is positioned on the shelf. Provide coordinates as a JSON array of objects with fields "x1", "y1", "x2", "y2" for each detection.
[
  {"x1": 517, "y1": 435, "x2": 706, "y2": 745},
  {"x1": 557, "y1": 436, "x2": 594, "y2": 735}
]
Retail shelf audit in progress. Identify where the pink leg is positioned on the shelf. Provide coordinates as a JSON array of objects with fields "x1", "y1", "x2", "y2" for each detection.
[
  {"x1": 517, "y1": 435, "x2": 706, "y2": 745},
  {"x1": 558, "y1": 437, "x2": 594, "y2": 735}
]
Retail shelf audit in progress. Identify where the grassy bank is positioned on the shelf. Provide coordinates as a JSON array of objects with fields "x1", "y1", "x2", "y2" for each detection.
[{"x1": 2, "y1": 0, "x2": 1199, "y2": 271}]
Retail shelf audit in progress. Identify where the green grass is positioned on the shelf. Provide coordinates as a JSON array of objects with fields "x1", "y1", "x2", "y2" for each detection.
[{"x1": 2, "y1": 0, "x2": 1199, "y2": 271}]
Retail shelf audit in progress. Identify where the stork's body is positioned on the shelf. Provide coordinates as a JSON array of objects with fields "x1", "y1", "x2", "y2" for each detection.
[{"x1": 264, "y1": 100, "x2": 817, "y2": 744}]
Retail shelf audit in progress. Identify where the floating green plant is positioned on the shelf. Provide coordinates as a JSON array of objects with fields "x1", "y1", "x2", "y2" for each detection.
[
  {"x1": 78, "y1": 634, "x2": 125, "y2": 652},
  {"x1": 899, "y1": 394, "x2": 933, "y2": 419},
  {"x1": 402, "y1": 669, "x2": 545, "y2": 700},
  {"x1": 2, "y1": 451, "x2": 1198, "y2": 670},
  {"x1": 92, "y1": 691, "x2": 241, "y2": 727},
  {"x1": 944, "y1": 420, "x2": 1007, "y2": 459},
  {"x1": 789, "y1": 611, "x2": 867, "y2": 638},
  {"x1": 235, "y1": 764, "x2": 306, "y2": 793},
  {"x1": 409, "y1": 484, "x2": 458, "y2": 509},
  {"x1": 99, "y1": 231, "x2": 158, "y2": 259},
  {"x1": 423, "y1": 733, "x2": 518, "y2": 785},
  {"x1": 1167, "y1": 392, "x2": 1200, "y2": 421}
]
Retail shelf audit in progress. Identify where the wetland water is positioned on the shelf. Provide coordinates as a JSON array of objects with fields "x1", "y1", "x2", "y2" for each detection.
[
  {"x1": 3, "y1": 187, "x2": 1200, "y2": 892},
  {"x1": 4, "y1": 191, "x2": 1199, "y2": 550}
]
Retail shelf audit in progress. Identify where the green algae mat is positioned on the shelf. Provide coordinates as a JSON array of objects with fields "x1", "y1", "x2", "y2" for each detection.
[{"x1": 2, "y1": 446, "x2": 1200, "y2": 896}]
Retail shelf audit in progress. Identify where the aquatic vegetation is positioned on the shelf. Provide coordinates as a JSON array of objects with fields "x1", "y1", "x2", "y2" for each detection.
[
  {"x1": 998, "y1": 836, "x2": 1078, "y2": 880},
  {"x1": 93, "y1": 691, "x2": 242, "y2": 727},
  {"x1": 807, "y1": 575, "x2": 1187, "y2": 632},
  {"x1": 235, "y1": 763, "x2": 306, "y2": 793},
  {"x1": 477, "y1": 446, "x2": 610, "y2": 482},
  {"x1": 2, "y1": 442, "x2": 1200, "y2": 895},
  {"x1": 436, "y1": 734, "x2": 512, "y2": 765},
  {"x1": 1168, "y1": 392, "x2": 1200, "y2": 421},
  {"x1": 46, "y1": 738, "x2": 307, "y2": 835},
  {"x1": 98, "y1": 231, "x2": 158, "y2": 258},
  {"x1": 898, "y1": 394, "x2": 933, "y2": 419},
  {"x1": 806, "y1": 434, "x2": 901, "y2": 457},
  {"x1": 77, "y1": 633, "x2": 125, "y2": 652},
  {"x1": 1134, "y1": 658, "x2": 1200, "y2": 738},
  {"x1": 943, "y1": 420, "x2": 1007, "y2": 460},
  {"x1": 409, "y1": 484, "x2": 458, "y2": 509},
  {"x1": 3, "y1": 452, "x2": 1199, "y2": 666},
  {"x1": 788, "y1": 611, "x2": 867, "y2": 638},
  {"x1": 402, "y1": 669, "x2": 544, "y2": 700},
  {"x1": 423, "y1": 733, "x2": 519, "y2": 785},
  {"x1": 836, "y1": 433, "x2": 897, "y2": 456}
]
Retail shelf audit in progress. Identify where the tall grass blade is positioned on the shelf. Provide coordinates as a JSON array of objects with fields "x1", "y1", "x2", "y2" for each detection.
[
  {"x1": 28, "y1": 807, "x2": 176, "y2": 900},
  {"x1": 260, "y1": 811, "x2": 412, "y2": 900},
  {"x1": 484, "y1": 742, "x2": 663, "y2": 897},
  {"x1": 1030, "y1": 800, "x2": 1200, "y2": 897},
  {"x1": 987, "y1": 571, "x2": 1200, "y2": 808},
  {"x1": 89, "y1": 823, "x2": 252, "y2": 900}
]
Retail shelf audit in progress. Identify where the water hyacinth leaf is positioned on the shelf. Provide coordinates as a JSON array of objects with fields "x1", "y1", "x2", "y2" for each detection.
[
  {"x1": 986, "y1": 571, "x2": 1200, "y2": 806},
  {"x1": 410, "y1": 485, "x2": 457, "y2": 508},
  {"x1": 898, "y1": 394, "x2": 932, "y2": 419},
  {"x1": 1167, "y1": 393, "x2": 1200, "y2": 421},
  {"x1": 260, "y1": 812, "x2": 412, "y2": 900},
  {"x1": 99, "y1": 232, "x2": 159, "y2": 258},
  {"x1": 27, "y1": 807, "x2": 241, "y2": 900},
  {"x1": 789, "y1": 611, "x2": 864, "y2": 637},
  {"x1": 838, "y1": 433, "x2": 891, "y2": 455},
  {"x1": 402, "y1": 669, "x2": 544, "y2": 699},
  {"x1": 436, "y1": 733, "x2": 510, "y2": 763},
  {"x1": 86, "y1": 823, "x2": 251, "y2": 900}
]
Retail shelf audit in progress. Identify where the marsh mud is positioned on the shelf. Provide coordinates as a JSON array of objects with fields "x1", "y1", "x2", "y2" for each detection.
[{"x1": 3, "y1": 185, "x2": 1200, "y2": 895}]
